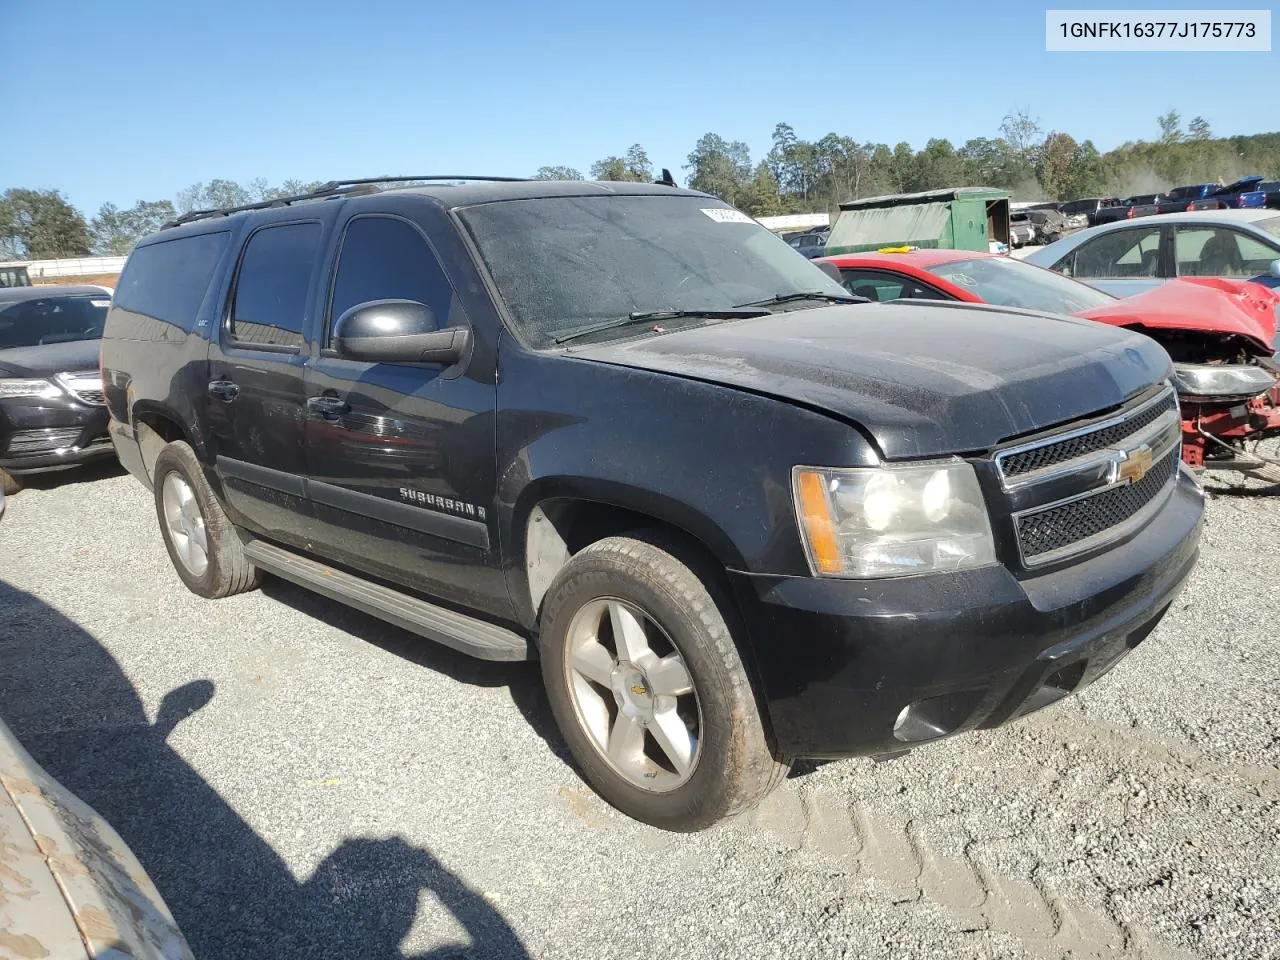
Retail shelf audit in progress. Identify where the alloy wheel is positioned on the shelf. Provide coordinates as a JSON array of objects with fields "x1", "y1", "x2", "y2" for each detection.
[{"x1": 563, "y1": 597, "x2": 702, "y2": 792}]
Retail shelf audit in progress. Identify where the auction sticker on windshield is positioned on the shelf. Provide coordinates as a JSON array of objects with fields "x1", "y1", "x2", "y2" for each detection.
[{"x1": 701, "y1": 208, "x2": 754, "y2": 224}]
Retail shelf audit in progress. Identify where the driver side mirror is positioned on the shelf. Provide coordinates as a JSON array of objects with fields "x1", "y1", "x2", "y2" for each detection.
[
  {"x1": 815, "y1": 261, "x2": 843, "y2": 285},
  {"x1": 332, "y1": 300, "x2": 470, "y2": 365},
  {"x1": 1269, "y1": 258, "x2": 1280, "y2": 279}
]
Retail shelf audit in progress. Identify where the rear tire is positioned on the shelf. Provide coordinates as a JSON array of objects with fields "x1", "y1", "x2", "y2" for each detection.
[
  {"x1": 0, "y1": 468, "x2": 21, "y2": 496},
  {"x1": 539, "y1": 533, "x2": 789, "y2": 831},
  {"x1": 153, "y1": 441, "x2": 260, "y2": 599}
]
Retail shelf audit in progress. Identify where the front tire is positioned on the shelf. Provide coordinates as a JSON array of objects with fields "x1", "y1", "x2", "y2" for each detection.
[
  {"x1": 152, "y1": 441, "x2": 260, "y2": 599},
  {"x1": 539, "y1": 534, "x2": 789, "y2": 831}
]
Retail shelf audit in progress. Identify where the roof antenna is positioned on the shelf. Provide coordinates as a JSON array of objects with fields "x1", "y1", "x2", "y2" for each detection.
[{"x1": 655, "y1": 168, "x2": 677, "y2": 188}]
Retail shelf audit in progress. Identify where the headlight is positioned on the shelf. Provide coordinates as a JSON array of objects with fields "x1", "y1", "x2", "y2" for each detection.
[
  {"x1": 0, "y1": 378, "x2": 61, "y2": 400},
  {"x1": 793, "y1": 461, "x2": 996, "y2": 578},
  {"x1": 1171, "y1": 363, "x2": 1275, "y2": 398}
]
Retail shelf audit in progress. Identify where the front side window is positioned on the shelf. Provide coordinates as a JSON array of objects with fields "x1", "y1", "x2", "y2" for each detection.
[
  {"x1": 838, "y1": 269, "x2": 947, "y2": 302},
  {"x1": 229, "y1": 222, "x2": 321, "y2": 348},
  {"x1": 1066, "y1": 226, "x2": 1163, "y2": 278},
  {"x1": 923, "y1": 256, "x2": 1115, "y2": 313},
  {"x1": 328, "y1": 216, "x2": 455, "y2": 341},
  {"x1": 0, "y1": 295, "x2": 111, "y2": 350},
  {"x1": 459, "y1": 195, "x2": 849, "y2": 347}
]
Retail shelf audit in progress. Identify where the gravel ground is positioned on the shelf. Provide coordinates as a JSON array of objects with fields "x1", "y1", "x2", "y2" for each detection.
[{"x1": 0, "y1": 460, "x2": 1277, "y2": 960}]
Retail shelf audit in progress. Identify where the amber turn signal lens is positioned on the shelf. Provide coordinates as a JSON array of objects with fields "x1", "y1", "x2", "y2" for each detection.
[{"x1": 795, "y1": 470, "x2": 843, "y2": 575}]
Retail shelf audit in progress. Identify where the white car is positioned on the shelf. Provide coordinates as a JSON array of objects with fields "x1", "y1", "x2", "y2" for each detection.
[
  {"x1": 0, "y1": 716, "x2": 193, "y2": 959},
  {"x1": 1024, "y1": 209, "x2": 1280, "y2": 297}
]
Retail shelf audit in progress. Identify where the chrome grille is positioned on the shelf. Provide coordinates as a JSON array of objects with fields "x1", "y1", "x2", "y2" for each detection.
[
  {"x1": 998, "y1": 390, "x2": 1178, "y2": 479},
  {"x1": 998, "y1": 385, "x2": 1182, "y2": 567},
  {"x1": 6, "y1": 427, "x2": 83, "y2": 454},
  {"x1": 1016, "y1": 448, "x2": 1178, "y2": 561}
]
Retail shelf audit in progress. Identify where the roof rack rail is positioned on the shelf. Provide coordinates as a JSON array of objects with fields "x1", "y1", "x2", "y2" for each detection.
[{"x1": 162, "y1": 175, "x2": 529, "y2": 229}]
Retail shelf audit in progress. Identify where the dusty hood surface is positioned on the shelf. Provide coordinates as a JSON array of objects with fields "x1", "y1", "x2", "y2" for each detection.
[
  {"x1": 0, "y1": 339, "x2": 102, "y2": 378},
  {"x1": 570, "y1": 300, "x2": 1171, "y2": 459},
  {"x1": 1079, "y1": 278, "x2": 1279, "y2": 352},
  {"x1": 0, "y1": 719, "x2": 193, "y2": 960}
]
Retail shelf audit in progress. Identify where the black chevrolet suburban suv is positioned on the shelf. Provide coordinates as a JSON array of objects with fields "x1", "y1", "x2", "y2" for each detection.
[{"x1": 102, "y1": 177, "x2": 1204, "y2": 830}]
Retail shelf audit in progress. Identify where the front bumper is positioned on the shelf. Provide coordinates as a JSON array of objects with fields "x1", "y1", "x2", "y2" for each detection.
[
  {"x1": 0, "y1": 396, "x2": 112, "y2": 475},
  {"x1": 730, "y1": 468, "x2": 1204, "y2": 759}
]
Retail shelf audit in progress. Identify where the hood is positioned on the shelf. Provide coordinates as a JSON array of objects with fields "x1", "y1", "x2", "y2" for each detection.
[
  {"x1": 1077, "y1": 278, "x2": 1278, "y2": 352},
  {"x1": 0, "y1": 338, "x2": 102, "y2": 377},
  {"x1": 570, "y1": 301, "x2": 1170, "y2": 459}
]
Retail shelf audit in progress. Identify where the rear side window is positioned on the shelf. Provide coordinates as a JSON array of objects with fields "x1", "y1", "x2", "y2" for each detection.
[
  {"x1": 230, "y1": 222, "x2": 321, "y2": 349},
  {"x1": 327, "y1": 216, "x2": 455, "y2": 341},
  {"x1": 113, "y1": 232, "x2": 230, "y2": 334},
  {"x1": 1175, "y1": 226, "x2": 1276, "y2": 277}
]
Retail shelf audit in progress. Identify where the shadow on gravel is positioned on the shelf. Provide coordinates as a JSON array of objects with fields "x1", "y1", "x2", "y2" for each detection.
[
  {"x1": 1203, "y1": 480, "x2": 1280, "y2": 499},
  {"x1": 0, "y1": 579, "x2": 530, "y2": 960},
  {"x1": 13, "y1": 456, "x2": 126, "y2": 492},
  {"x1": 259, "y1": 577, "x2": 573, "y2": 766}
]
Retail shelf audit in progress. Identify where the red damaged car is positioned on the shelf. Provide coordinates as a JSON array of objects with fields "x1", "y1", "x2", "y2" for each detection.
[{"x1": 819, "y1": 248, "x2": 1280, "y2": 481}]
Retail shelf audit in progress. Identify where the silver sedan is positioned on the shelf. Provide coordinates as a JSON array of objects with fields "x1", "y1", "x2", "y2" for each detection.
[{"x1": 1024, "y1": 209, "x2": 1280, "y2": 297}]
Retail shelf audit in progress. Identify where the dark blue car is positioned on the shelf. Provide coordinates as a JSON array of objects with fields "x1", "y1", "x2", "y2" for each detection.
[
  {"x1": 1223, "y1": 181, "x2": 1274, "y2": 211},
  {"x1": 784, "y1": 231, "x2": 828, "y2": 259},
  {"x1": 1166, "y1": 182, "x2": 1221, "y2": 203}
]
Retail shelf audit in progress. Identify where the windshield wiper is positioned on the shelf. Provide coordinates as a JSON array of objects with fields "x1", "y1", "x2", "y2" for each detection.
[
  {"x1": 733, "y1": 291, "x2": 865, "y2": 308},
  {"x1": 553, "y1": 308, "x2": 769, "y2": 345}
]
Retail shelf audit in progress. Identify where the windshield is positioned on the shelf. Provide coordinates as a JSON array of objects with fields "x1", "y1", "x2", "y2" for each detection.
[
  {"x1": 0, "y1": 294, "x2": 110, "y2": 350},
  {"x1": 923, "y1": 256, "x2": 1116, "y2": 313},
  {"x1": 459, "y1": 195, "x2": 850, "y2": 346}
]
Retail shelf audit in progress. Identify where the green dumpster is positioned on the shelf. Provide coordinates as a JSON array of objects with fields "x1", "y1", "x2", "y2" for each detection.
[{"x1": 824, "y1": 187, "x2": 1011, "y2": 254}]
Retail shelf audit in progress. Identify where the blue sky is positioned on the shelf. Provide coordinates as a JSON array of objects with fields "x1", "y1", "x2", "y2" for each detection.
[{"x1": 7, "y1": 0, "x2": 1276, "y2": 215}]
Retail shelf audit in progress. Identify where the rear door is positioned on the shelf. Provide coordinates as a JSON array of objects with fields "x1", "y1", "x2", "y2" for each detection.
[
  {"x1": 302, "y1": 211, "x2": 508, "y2": 619},
  {"x1": 206, "y1": 217, "x2": 326, "y2": 546}
]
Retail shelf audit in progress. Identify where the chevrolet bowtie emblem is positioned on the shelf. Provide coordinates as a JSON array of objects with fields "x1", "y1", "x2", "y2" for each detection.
[{"x1": 1116, "y1": 444, "x2": 1154, "y2": 484}]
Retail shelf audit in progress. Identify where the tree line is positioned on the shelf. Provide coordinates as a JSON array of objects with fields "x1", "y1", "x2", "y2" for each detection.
[{"x1": 3, "y1": 111, "x2": 1277, "y2": 260}]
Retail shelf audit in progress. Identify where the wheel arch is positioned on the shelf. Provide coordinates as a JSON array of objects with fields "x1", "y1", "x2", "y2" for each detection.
[
  {"x1": 513, "y1": 479, "x2": 747, "y2": 626},
  {"x1": 129, "y1": 402, "x2": 207, "y2": 484}
]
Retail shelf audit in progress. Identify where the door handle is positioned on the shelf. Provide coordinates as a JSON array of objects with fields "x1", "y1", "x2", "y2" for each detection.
[
  {"x1": 307, "y1": 395, "x2": 350, "y2": 419},
  {"x1": 208, "y1": 379, "x2": 240, "y2": 402}
]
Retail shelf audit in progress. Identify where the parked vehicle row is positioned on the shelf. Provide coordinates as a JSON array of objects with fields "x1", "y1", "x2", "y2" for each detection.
[
  {"x1": 1087, "y1": 176, "x2": 1280, "y2": 226},
  {"x1": 821, "y1": 246, "x2": 1280, "y2": 480},
  {"x1": 92, "y1": 175, "x2": 1204, "y2": 830}
]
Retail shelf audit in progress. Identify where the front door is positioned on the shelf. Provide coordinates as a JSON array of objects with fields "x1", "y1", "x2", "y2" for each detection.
[
  {"x1": 303, "y1": 213, "x2": 508, "y2": 620},
  {"x1": 206, "y1": 219, "x2": 325, "y2": 547},
  {"x1": 1064, "y1": 223, "x2": 1169, "y2": 296}
]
